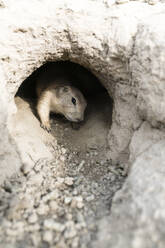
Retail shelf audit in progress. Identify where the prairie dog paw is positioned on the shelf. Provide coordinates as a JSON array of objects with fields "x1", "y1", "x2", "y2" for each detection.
[{"x1": 40, "y1": 123, "x2": 51, "y2": 132}]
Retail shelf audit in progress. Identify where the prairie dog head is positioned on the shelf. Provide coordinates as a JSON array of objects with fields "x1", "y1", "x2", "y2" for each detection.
[{"x1": 52, "y1": 85, "x2": 87, "y2": 122}]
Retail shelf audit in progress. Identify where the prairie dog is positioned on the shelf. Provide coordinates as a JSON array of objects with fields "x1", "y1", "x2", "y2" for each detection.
[{"x1": 36, "y1": 73, "x2": 87, "y2": 132}]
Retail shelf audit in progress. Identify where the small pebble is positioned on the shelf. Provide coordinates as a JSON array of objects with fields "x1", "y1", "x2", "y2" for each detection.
[
  {"x1": 71, "y1": 196, "x2": 84, "y2": 209},
  {"x1": 72, "y1": 237, "x2": 79, "y2": 248},
  {"x1": 66, "y1": 213, "x2": 73, "y2": 220},
  {"x1": 49, "y1": 200, "x2": 58, "y2": 211},
  {"x1": 60, "y1": 155, "x2": 66, "y2": 162},
  {"x1": 43, "y1": 230, "x2": 53, "y2": 243},
  {"x1": 26, "y1": 224, "x2": 40, "y2": 232},
  {"x1": 64, "y1": 228, "x2": 77, "y2": 239},
  {"x1": 57, "y1": 177, "x2": 64, "y2": 184},
  {"x1": 78, "y1": 160, "x2": 85, "y2": 171},
  {"x1": 31, "y1": 233, "x2": 41, "y2": 246},
  {"x1": 21, "y1": 163, "x2": 33, "y2": 175},
  {"x1": 28, "y1": 213, "x2": 38, "y2": 224},
  {"x1": 42, "y1": 191, "x2": 59, "y2": 202},
  {"x1": 61, "y1": 147, "x2": 67, "y2": 154},
  {"x1": 86, "y1": 195, "x2": 95, "y2": 202},
  {"x1": 64, "y1": 197, "x2": 72, "y2": 205},
  {"x1": 37, "y1": 204, "x2": 49, "y2": 215},
  {"x1": 44, "y1": 219, "x2": 65, "y2": 232},
  {"x1": 6, "y1": 229, "x2": 19, "y2": 236},
  {"x1": 65, "y1": 221, "x2": 77, "y2": 239},
  {"x1": 64, "y1": 177, "x2": 74, "y2": 186},
  {"x1": 77, "y1": 201, "x2": 84, "y2": 209},
  {"x1": 13, "y1": 221, "x2": 24, "y2": 231},
  {"x1": 73, "y1": 189, "x2": 78, "y2": 196}
]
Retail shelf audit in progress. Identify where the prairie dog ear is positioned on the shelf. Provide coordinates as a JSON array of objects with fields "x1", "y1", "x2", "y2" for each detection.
[
  {"x1": 62, "y1": 86, "x2": 70, "y2": 93},
  {"x1": 56, "y1": 86, "x2": 70, "y2": 97}
]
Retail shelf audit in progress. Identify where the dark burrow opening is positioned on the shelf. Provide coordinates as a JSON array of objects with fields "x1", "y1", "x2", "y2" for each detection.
[
  {"x1": 17, "y1": 61, "x2": 107, "y2": 99},
  {"x1": 15, "y1": 61, "x2": 113, "y2": 154}
]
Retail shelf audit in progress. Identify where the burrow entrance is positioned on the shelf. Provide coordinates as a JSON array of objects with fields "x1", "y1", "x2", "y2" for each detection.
[
  {"x1": 0, "y1": 61, "x2": 127, "y2": 248},
  {"x1": 14, "y1": 61, "x2": 114, "y2": 166}
]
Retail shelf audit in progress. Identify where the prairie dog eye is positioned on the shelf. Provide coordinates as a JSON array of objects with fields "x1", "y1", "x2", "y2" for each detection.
[{"x1": 72, "y1": 97, "x2": 76, "y2": 105}]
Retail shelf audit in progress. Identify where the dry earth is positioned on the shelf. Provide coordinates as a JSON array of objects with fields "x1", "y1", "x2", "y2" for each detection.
[{"x1": 0, "y1": 94, "x2": 126, "y2": 248}]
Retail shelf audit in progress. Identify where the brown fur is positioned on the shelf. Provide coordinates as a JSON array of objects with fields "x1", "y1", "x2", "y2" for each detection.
[{"x1": 36, "y1": 78, "x2": 87, "y2": 132}]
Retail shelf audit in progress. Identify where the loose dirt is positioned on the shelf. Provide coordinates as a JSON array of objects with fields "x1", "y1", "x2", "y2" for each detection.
[{"x1": 0, "y1": 92, "x2": 126, "y2": 248}]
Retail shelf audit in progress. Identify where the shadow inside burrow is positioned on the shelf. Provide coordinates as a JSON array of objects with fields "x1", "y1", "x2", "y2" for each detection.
[{"x1": 15, "y1": 61, "x2": 113, "y2": 154}]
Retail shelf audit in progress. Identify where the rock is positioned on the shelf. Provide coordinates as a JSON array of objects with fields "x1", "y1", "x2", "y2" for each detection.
[
  {"x1": 28, "y1": 213, "x2": 38, "y2": 224},
  {"x1": 49, "y1": 200, "x2": 59, "y2": 211},
  {"x1": 64, "y1": 221, "x2": 77, "y2": 239},
  {"x1": 37, "y1": 204, "x2": 49, "y2": 215},
  {"x1": 77, "y1": 201, "x2": 84, "y2": 209},
  {"x1": 64, "y1": 177, "x2": 74, "y2": 186},
  {"x1": 75, "y1": 196, "x2": 83, "y2": 202},
  {"x1": 73, "y1": 189, "x2": 78, "y2": 196},
  {"x1": 21, "y1": 163, "x2": 34, "y2": 175},
  {"x1": 2, "y1": 220, "x2": 12, "y2": 228},
  {"x1": 129, "y1": 121, "x2": 165, "y2": 163},
  {"x1": 43, "y1": 230, "x2": 53, "y2": 243},
  {"x1": 86, "y1": 195, "x2": 95, "y2": 202},
  {"x1": 13, "y1": 221, "x2": 24, "y2": 232},
  {"x1": 42, "y1": 191, "x2": 59, "y2": 202},
  {"x1": 64, "y1": 197, "x2": 72, "y2": 205},
  {"x1": 26, "y1": 223, "x2": 40, "y2": 232},
  {"x1": 130, "y1": 11, "x2": 165, "y2": 129},
  {"x1": 94, "y1": 140, "x2": 165, "y2": 248},
  {"x1": 57, "y1": 177, "x2": 65, "y2": 184},
  {"x1": 3, "y1": 180, "x2": 13, "y2": 193},
  {"x1": 61, "y1": 147, "x2": 67, "y2": 154},
  {"x1": 45, "y1": 190, "x2": 59, "y2": 201},
  {"x1": 6, "y1": 229, "x2": 19, "y2": 236},
  {"x1": 71, "y1": 196, "x2": 84, "y2": 209},
  {"x1": 60, "y1": 155, "x2": 66, "y2": 162},
  {"x1": 0, "y1": 69, "x2": 21, "y2": 185},
  {"x1": 71, "y1": 237, "x2": 79, "y2": 248},
  {"x1": 31, "y1": 233, "x2": 41, "y2": 247},
  {"x1": 55, "y1": 240, "x2": 68, "y2": 248},
  {"x1": 57, "y1": 208, "x2": 65, "y2": 218},
  {"x1": 66, "y1": 213, "x2": 73, "y2": 220},
  {"x1": 44, "y1": 219, "x2": 65, "y2": 232}
]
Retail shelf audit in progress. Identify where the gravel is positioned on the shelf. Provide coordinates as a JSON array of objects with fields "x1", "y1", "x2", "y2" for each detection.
[{"x1": 0, "y1": 109, "x2": 127, "y2": 247}]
